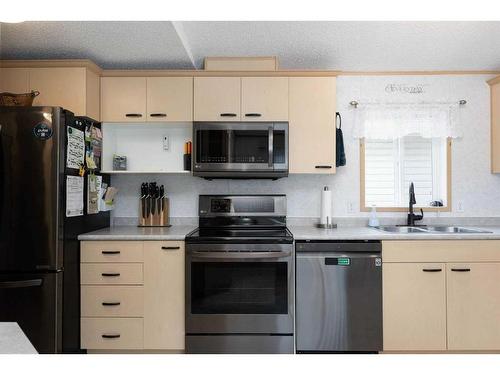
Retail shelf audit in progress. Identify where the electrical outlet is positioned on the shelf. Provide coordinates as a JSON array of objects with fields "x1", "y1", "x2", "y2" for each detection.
[
  {"x1": 163, "y1": 135, "x2": 169, "y2": 151},
  {"x1": 457, "y1": 201, "x2": 464, "y2": 213},
  {"x1": 347, "y1": 201, "x2": 355, "y2": 214}
]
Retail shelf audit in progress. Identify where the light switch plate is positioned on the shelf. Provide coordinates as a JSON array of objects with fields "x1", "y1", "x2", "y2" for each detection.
[{"x1": 163, "y1": 135, "x2": 169, "y2": 151}]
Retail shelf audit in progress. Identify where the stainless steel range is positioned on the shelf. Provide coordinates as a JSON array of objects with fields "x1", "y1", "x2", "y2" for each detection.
[{"x1": 185, "y1": 195, "x2": 294, "y2": 354}]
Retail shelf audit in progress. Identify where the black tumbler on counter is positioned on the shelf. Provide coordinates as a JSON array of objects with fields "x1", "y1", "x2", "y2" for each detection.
[{"x1": 184, "y1": 141, "x2": 192, "y2": 171}]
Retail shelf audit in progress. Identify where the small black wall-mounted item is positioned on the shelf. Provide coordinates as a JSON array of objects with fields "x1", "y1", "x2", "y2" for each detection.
[{"x1": 336, "y1": 112, "x2": 346, "y2": 167}]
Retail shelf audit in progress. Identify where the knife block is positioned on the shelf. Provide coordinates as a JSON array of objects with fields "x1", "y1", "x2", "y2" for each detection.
[{"x1": 138, "y1": 197, "x2": 170, "y2": 227}]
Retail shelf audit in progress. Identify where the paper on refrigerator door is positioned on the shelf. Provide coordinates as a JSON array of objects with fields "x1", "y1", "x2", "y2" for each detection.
[
  {"x1": 66, "y1": 126, "x2": 85, "y2": 169},
  {"x1": 66, "y1": 176, "x2": 84, "y2": 217},
  {"x1": 87, "y1": 174, "x2": 99, "y2": 215}
]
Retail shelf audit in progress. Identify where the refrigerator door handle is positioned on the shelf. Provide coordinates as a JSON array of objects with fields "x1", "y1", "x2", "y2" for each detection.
[{"x1": 0, "y1": 279, "x2": 43, "y2": 289}]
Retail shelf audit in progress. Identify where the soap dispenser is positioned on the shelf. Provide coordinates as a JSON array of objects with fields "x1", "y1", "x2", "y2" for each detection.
[{"x1": 368, "y1": 205, "x2": 380, "y2": 227}]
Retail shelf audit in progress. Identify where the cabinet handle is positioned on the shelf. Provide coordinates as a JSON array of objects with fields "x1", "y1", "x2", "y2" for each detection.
[
  {"x1": 220, "y1": 113, "x2": 237, "y2": 117},
  {"x1": 150, "y1": 113, "x2": 167, "y2": 117},
  {"x1": 101, "y1": 250, "x2": 120, "y2": 255},
  {"x1": 451, "y1": 268, "x2": 471, "y2": 272},
  {"x1": 125, "y1": 113, "x2": 143, "y2": 118},
  {"x1": 315, "y1": 165, "x2": 332, "y2": 169},
  {"x1": 245, "y1": 113, "x2": 262, "y2": 117},
  {"x1": 161, "y1": 246, "x2": 180, "y2": 250},
  {"x1": 102, "y1": 334, "x2": 121, "y2": 339},
  {"x1": 101, "y1": 273, "x2": 120, "y2": 277},
  {"x1": 422, "y1": 268, "x2": 442, "y2": 272},
  {"x1": 102, "y1": 302, "x2": 121, "y2": 306}
]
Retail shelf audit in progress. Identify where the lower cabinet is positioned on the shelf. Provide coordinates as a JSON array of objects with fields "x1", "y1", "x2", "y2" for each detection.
[
  {"x1": 143, "y1": 241, "x2": 185, "y2": 350},
  {"x1": 383, "y1": 263, "x2": 447, "y2": 351},
  {"x1": 447, "y1": 263, "x2": 500, "y2": 350},
  {"x1": 80, "y1": 240, "x2": 185, "y2": 352},
  {"x1": 382, "y1": 241, "x2": 500, "y2": 352}
]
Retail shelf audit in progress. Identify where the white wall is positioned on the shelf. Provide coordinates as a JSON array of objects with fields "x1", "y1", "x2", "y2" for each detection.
[{"x1": 111, "y1": 74, "x2": 500, "y2": 219}]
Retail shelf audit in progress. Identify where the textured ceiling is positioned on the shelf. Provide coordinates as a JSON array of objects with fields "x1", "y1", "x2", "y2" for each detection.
[
  {"x1": 1, "y1": 21, "x2": 500, "y2": 71},
  {"x1": 0, "y1": 21, "x2": 194, "y2": 69}
]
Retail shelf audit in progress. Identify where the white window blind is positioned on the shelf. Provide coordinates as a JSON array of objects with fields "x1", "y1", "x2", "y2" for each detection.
[{"x1": 364, "y1": 136, "x2": 447, "y2": 208}]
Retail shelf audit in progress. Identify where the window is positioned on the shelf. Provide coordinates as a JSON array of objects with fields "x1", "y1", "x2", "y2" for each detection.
[{"x1": 362, "y1": 136, "x2": 450, "y2": 210}]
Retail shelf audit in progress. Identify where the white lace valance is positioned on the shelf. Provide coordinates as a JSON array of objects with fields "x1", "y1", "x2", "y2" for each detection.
[{"x1": 352, "y1": 103, "x2": 463, "y2": 140}]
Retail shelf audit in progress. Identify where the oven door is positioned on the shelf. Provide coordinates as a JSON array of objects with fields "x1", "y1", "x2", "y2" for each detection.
[
  {"x1": 186, "y1": 243, "x2": 293, "y2": 334},
  {"x1": 193, "y1": 122, "x2": 288, "y2": 174}
]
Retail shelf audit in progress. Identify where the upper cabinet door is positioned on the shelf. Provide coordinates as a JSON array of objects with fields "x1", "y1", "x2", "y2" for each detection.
[
  {"x1": 101, "y1": 77, "x2": 147, "y2": 122},
  {"x1": 147, "y1": 77, "x2": 193, "y2": 122},
  {"x1": 241, "y1": 77, "x2": 288, "y2": 121},
  {"x1": 0, "y1": 68, "x2": 29, "y2": 93},
  {"x1": 30, "y1": 68, "x2": 87, "y2": 116},
  {"x1": 447, "y1": 263, "x2": 500, "y2": 350},
  {"x1": 194, "y1": 77, "x2": 241, "y2": 121},
  {"x1": 289, "y1": 77, "x2": 336, "y2": 173}
]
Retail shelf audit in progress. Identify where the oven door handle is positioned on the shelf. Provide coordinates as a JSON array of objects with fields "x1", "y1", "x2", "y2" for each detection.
[{"x1": 190, "y1": 250, "x2": 291, "y2": 259}]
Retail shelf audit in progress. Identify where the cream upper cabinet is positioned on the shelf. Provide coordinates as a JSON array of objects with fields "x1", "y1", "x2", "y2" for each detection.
[
  {"x1": 241, "y1": 77, "x2": 288, "y2": 121},
  {"x1": 101, "y1": 77, "x2": 147, "y2": 122},
  {"x1": 194, "y1": 77, "x2": 241, "y2": 121},
  {"x1": 491, "y1": 79, "x2": 500, "y2": 173},
  {"x1": 143, "y1": 241, "x2": 185, "y2": 350},
  {"x1": 289, "y1": 77, "x2": 336, "y2": 173},
  {"x1": 0, "y1": 68, "x2": 29, "y2": 93},
  {"x1": 383, "y1": 263, "x2": 447, "y2": 351},
  {"x1": 146, "y1": 77, "x2": 193, "y2": 122},
  {"x1": 447, "y1": 263, "x2": 500, "y2": 350},
  {"x1": 29, "y1": 67, "x2": 100, "y2": 119}
]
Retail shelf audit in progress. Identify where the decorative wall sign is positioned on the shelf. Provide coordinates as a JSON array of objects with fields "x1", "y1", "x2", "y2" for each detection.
[{"x1": 385, "y1": 83, "x2": 427, "y2": 94}]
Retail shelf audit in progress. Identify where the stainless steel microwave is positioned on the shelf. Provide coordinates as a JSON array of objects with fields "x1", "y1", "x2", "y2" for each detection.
[{"x1": 192, "y1": 122, "x2": 289, "y2": 179}]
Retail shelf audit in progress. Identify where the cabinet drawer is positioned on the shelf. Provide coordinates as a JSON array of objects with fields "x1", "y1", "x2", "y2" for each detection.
[
  {"x1": 81, "y1": 286, "x2": 144, "y2": 317},
  {"x1": 81, "y1": 318, "x2": 143, "y2": 350},
  {"x1": 382, "y1": 240, "x2": 500, "y2": 263},
  {"x1": 81, "y1": 241, "x2": 144, "y2": 263},
  {"x1": 81, "y1": 263, "x2": 143, "y2": 285}
]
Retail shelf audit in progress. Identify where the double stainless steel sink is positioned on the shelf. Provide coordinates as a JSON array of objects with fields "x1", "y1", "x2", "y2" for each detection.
[{"x1": 375, "y1": 226, "x2": 492, "y2": 234}]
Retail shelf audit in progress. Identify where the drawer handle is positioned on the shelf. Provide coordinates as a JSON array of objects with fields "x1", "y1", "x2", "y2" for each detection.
[
  {"x1": 315, "y1": 165, "x2": 332, "y2": 169},
  {"x1": 161, "y1": 246, "x2": 180, "y2": 250},
  {"x1": 102, "y1": 334, "x2": 121, "y2": 339},
  {"x1": 220, "y1": 113, "x2": 237, "y2": 117},
  {"x1": 101, "y1": 273, "x2": 120, "y2": 277},
  {"x1": 451, "y1": 268, "x2": 471, "y2": 272},
  {"x1": 125, "y1": 113, "x2": 143, "y2": 118},
  {"x1": 245, "y1": 113, "x2": 262, "y2": 117},
  {"x1": 422, "y1": 268, "x2": 442, "y2": 272},
  {"x1": 101, "y1": 251, "x2": 120, "y2": 255},
  {"x1": 102, "y1": 302, "x2": 121, "y2": 306},
  {"x1": 150, "y1": 113, "x2": 167, "y2": 117}
]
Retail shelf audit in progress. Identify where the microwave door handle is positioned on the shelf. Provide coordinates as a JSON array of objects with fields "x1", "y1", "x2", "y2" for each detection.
[{"x1": 268, "y1": 126, "x2": 274, "y2": 167}]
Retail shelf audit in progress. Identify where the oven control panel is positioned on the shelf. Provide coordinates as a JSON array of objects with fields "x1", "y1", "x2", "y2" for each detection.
[{"x1": 210, "y1": 199, "x2": 231, "y2": 213}]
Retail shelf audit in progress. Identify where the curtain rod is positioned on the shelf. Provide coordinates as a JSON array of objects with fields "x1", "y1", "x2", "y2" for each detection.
[{"x1": 349, "y1": 99, "x2": 467, "y2": 108}]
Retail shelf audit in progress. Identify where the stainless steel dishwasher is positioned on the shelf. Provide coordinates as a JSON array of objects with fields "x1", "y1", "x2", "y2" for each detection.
[{"x1": 295, "y1": 240, "x2": 382, "y2": 353}]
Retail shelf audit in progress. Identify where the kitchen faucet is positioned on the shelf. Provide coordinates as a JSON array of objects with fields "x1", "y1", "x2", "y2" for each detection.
[{"x1": 407, "y1": 182, "x2": 424, "y2": 226}]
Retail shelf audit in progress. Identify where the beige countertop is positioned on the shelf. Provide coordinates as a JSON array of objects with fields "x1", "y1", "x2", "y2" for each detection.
[
  {"x1": 0, "y1": 323, "x2": 37, "y2": 354},
  {"x1": 78, "y1": 225, "x2": 196, "y2": 241},
  {"x1": 289, "y1": 225, "x2": 500, "y2": 241},
  {"x1": 78, "y1": 224, "x2": 500, "y2": 241}
]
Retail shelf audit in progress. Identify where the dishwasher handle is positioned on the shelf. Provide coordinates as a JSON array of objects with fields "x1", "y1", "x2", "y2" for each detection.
[{"x1": 297, "y1": 251, "x2": 380, "y2": 259}]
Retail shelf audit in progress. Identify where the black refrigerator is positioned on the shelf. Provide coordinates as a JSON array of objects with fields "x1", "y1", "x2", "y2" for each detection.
[{"x1": 0, "y1": 106, "x2": 110, "y2": 353}]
